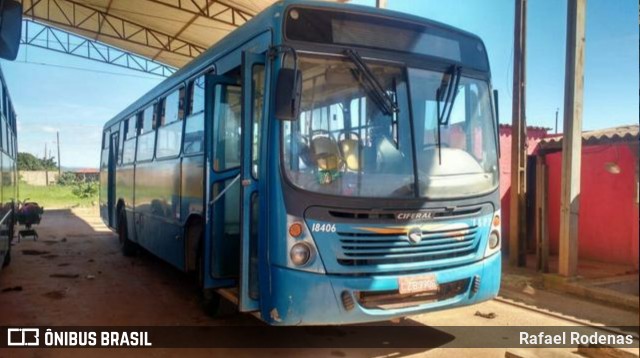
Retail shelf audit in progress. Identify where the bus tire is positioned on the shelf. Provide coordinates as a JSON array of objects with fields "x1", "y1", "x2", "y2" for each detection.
[{"x1": 118, "y1": 211, "x2": 137, "y2": 257}]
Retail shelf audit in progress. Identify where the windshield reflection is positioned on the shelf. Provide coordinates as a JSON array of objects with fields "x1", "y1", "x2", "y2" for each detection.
[{"x1": 282, "y1": 55, "x2": 498, "y2": 199}]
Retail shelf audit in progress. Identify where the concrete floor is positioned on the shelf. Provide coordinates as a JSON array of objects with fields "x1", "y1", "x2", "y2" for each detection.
[
  {"x1": 511, "y1": 253, "x2": 640, "y2": 311},
  {"x1": 0, "y1": 208, "x2": 638, "y2": 357}
]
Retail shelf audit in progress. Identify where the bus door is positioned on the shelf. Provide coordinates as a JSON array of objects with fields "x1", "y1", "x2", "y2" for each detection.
[
  {"x1": 204, "y1": 75, "x2": 242, "y2": 288},
  {"x1": 238, "y1": 51, "x2": 268, "y2": 312},
  {"x1": 107, "y1": 130, "x2": 119, "y2": 227}
]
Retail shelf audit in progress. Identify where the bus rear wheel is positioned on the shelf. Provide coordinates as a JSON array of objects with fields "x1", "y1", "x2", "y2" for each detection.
[{"x1": 118, "y1": 211, "x2": 138, "y2": 257}]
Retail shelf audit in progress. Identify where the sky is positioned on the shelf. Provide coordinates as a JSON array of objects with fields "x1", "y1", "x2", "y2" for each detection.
[{"x1": 1, "y1": 0, "x2": 638, "y2": 168}]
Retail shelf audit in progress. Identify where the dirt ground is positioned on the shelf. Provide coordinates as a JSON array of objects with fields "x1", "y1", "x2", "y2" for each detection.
[{"x1": 0, "y1": 208, "x2": 637, "y2": 358}]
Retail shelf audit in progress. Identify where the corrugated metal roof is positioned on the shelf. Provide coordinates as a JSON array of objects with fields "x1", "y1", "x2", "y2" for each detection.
[
  {"x1": 22, "y1": 0, "x2": 344, "y2": 68},
  {"x1": 538, "y1": 124, "x2": 639, "y2": 152}
]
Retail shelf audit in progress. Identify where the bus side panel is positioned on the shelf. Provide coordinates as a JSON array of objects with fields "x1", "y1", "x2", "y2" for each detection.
[
  {"x1": 0, "y1": 152, "x2": 7, "y2": 266},
  {"x1": 180, "y1": 155, "x2": 204, "y2": 223},
  {"x1": 118, "y1": 164, "x2": 135, "y2": 237},
  {"x1": 0, "y1": 150, "x2": 15, "y2": 267},
  {"x1": 115, "y1": 165, "x2": 133, "y2": 224},
  {"x1": 99, "y1": 147, "x2": 109, "y2": 224},
  {"x1": 134, "y1": 159, "x2": 184, "y2": 269}
]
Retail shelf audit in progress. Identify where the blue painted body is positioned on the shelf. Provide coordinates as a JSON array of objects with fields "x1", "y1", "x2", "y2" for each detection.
[
  {"x1": 0, "y1": 64, "x2": 18, "y2": 271},
  {"x1": 99, "y1": 0, "x2": 501, "y2": 325},
  {"x1": 268, "y1": 253, "x2": 501, "y2": 325}
]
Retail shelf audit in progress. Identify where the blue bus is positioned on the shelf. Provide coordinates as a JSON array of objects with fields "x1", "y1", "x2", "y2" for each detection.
[
  {"x1": 100, "y1": 0, "x2": 501, "y2": 325},
  {"x1": 0, "y1": 65, "x2": 18, "y2": 270}
]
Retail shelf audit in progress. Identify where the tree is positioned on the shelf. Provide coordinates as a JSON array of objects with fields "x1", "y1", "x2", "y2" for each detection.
[{"x1": 17, "y1": 152, "x2": 57, "y2": 171}]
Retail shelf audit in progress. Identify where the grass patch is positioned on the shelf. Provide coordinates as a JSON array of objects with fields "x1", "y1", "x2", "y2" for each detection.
[{"x1": 19, "y1": 184, "x2": 98, "y2": 209}]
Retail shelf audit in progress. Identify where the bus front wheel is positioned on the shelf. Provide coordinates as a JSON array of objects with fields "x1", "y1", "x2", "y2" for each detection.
[{"x1": 118, "y1": 211, "x2": 138, "y2": 257}]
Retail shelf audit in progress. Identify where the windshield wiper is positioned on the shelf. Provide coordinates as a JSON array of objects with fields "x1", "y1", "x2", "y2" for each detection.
[
  {"x1": 436, "y1": 65, "x2": 462, "y2": 164},
  {"x1": 344, "y1": 49, "x2": 399, "y2": 116}
]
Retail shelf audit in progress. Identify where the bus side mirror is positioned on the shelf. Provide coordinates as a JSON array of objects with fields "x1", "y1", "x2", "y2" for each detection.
[
  {"x1": 275, "y1": 68, "x2": 302, "y2": 121},
  {"x1": 0, "y1": 0, "x2": 23, "y2": 60}
]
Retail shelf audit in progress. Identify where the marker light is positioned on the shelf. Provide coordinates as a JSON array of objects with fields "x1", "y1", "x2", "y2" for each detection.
[
  {"x1": 289, "y1": 223, "x2": 303, "y2": 238},
  {"x1": 290, "y1": 243, "x2": 312, "y2": 266},
  {"x1": 492, "y1": 215, "x2": 501, "y2": 227}
]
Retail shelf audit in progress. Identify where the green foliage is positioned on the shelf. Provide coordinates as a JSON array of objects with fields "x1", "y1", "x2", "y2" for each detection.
[
  {"x1": 19, "y1": 184, "x2": 97, "y2": 208},
  {"x1": 57, "y1": 172, "x2": 78, "y2": 186},
  {"x1": 71, "y1": 181, "x2": 99, "y2": 199},
  {"x1": 17, "y1": 152, "x2": 57, "y2": 171}
]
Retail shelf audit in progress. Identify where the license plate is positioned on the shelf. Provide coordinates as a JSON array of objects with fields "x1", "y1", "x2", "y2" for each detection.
[{"x1": 398, "y1": 274, "x2": 438, "y2": 294}]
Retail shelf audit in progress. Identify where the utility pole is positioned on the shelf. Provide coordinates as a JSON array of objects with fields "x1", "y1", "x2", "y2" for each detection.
[
  {"x1": 555, "y1": 108, "x2": 559, "y2": 134},
  {"x1": 559, "y1": 0, "x2": 586, "y2": 277},
  {"x1": 509, "y1": 0, "x2": 528, "y2": 267},
  {"x1": 57, "y1": 131, "x2": 61, "y2": 177}
]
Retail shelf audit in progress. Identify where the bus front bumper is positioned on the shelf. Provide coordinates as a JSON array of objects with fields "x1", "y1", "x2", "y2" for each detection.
[{"x1": 266, "y1": 252, "x2": 501, "y2": 325}]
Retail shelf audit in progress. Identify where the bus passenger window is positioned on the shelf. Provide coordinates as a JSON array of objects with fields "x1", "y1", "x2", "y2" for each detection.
[
  {"x1": 164, "y1": 88, "x2": 184, "y2": 124},
  {"x1": 184, "y1": 76, "x2": 205, "y2": 155},
  {"x1": 126, "y1": 116, "x2": 136, "y2": 139},
  {"x1": 122, "y1": 138, "x2": 136, "y2": 164},
  {"x1": 118, "y1": 121, "x2": 126, "y2": 164},
  {"x1": 136, "y1": 131, "x2": 155, "y2": 161},
  {"x1": 213, "y1": 85, "x2": 241, "y2": 171},
  {"x1": 2, "y1": 119, "x2": 8, "y2": 152},
  {"x1": 156, "y1": 88, "x2": 185, "y2": 159},
  {"x1": 157, "y1": 121, "x2": 182, "y2": 158},
  {"x1": 140, "y1": 105, "x2": 156, "y2": 133},
  {"x1": 101, "y1": 130, "x2": 110, "y2": 169},
  {"x1": 189, "y1": 76, "x2": 205, "y2": 115},
  {"x1": 184, "y1": 114, "x2": 204, "y2": 155},
  {"x1": 102, "y1": 131, "x2": 110, "y2": 149},
  {"x1": 136, "y1": 104, "x2": 156, "y2": 161},
  {"x1": 7, "y1": 131, "x2": 12, "y2": 157}
]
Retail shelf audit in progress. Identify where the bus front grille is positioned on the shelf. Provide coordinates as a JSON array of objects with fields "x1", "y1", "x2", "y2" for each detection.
[{"x1": 336, "y1": 226, "x2": 480, "y2": 266}]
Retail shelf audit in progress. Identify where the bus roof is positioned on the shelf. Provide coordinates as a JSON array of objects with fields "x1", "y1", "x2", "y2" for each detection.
[{"x1": 104, "y1": 0, "x2": 485, "y2": 129}]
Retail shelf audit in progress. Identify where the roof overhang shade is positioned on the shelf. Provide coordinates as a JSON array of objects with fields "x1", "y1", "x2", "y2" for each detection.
[{"x1": 21, "y1": 0, "x2": 283, "y2": 68}]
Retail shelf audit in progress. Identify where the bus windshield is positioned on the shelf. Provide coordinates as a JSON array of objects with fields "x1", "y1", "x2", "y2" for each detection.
[{"x1": 282, "y1": 55, "x2": 498, "y2": 199}]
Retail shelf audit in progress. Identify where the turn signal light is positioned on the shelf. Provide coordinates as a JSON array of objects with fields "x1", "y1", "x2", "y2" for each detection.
[
  {"x1": 492, "y1": 215, "x2": 501, "y2": 227},
  {"x1": 289, "y1": 223, "x2": 303, "y2": 238}
]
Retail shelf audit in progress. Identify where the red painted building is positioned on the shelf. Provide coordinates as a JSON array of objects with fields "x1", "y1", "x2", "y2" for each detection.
[
  {"x1": 538, "y1": 126, "x2": 639, "y2": 269},
  {"x1": 498, "y1": 124, "x2": 549, "y2": 251},
  {"x1": 499, "y1": 124, "x2": 639, "y2": 270}
]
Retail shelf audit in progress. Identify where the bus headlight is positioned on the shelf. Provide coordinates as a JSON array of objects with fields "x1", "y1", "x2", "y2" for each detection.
[
  {"x1": 286, "y1": 215, "x2": 325, "y2": 273},
  {"x1": 484, "y1": 210, "x2": 501, "y2": 257},
  {"x1": 290, "y1": 242, "x2": 313, "y2": 266},
  {"x1": 488, "y1": 231, "x2": 500, "y2": 249},
  {"x1": 484, "y1": 230, "x2": 501, "y2": 257}
]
